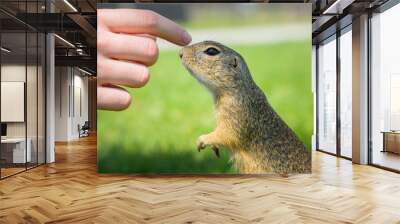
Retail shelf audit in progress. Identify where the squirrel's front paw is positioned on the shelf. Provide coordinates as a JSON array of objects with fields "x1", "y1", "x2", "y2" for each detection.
[
  {"x1": 196, "y1": 135, "x2": 208, "y2": 151},
  {"x1": 196, "y1": 137, "x2": 205, "y2": 151},
  {"x1": 196, "y1": 135, "x2": 220, "y2": 158}
]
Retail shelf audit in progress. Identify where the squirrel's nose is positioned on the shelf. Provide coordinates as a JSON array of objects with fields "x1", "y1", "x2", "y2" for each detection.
[{"x1": 179, "y1": 49, "x2": 183, "y2": 59}]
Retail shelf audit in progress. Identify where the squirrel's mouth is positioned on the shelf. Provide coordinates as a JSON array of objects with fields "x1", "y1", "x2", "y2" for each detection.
[
  {"x1": 180, "y1": 58, "x2": 216, "y2": 93},
  {"x1": 179, "y1": 48, "x2": 205, "y2": 83},
  {"x1": 179, "y1": 51, "x2": 192, "y2": 70},
  {"x1": 179, "y1": 48, "x2": 185, "y2": 60}
]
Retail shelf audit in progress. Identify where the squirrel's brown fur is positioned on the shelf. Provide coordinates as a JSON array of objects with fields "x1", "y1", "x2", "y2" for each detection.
[{"x1": 180, "y1": 41, "x2": 311, "y2": 175}]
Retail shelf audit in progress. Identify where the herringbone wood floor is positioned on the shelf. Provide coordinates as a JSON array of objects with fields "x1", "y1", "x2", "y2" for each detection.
[{"x1": 1, "y1": 135, "x2": 400, "y2": 224}]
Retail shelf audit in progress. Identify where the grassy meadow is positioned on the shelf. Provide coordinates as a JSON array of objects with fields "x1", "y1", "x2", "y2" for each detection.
[{"x1": 98, "y1": 41, "x2": 312, "y2": 174}]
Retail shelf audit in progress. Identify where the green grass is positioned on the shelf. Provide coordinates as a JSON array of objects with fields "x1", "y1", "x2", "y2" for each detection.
[
  {"x1": 182, "y1": 13, "x2": 307, "y2": 30},
  {"x1": 179, "y1": 6, "x2": 309, "y2": 30},
  {"x1": 98, "y1": 41, "x2": 312, "y2": 174}
]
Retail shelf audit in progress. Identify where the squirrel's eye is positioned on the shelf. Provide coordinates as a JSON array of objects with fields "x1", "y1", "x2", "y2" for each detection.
[{"x1": 204, "y1": 47, "x2": 220, "y2": 56}]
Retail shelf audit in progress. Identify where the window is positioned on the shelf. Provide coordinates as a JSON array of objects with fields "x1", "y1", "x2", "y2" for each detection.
[
  {"x1": 370, "y1": 2, "x2": 400, "y2": 171},
  {"x1": 339, "y1": 28, "x2": 352, "y2": 158},
  {"x1": 317, "y1": 36, "x2": 337, "y2": 154},
  {"x1": 316, "y1": 26, "x2": 353, "y2": 159}
]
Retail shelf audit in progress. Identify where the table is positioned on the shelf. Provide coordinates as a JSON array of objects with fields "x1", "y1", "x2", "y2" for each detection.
[
  {"x1": 382, "y1": 131, "x2": 400, "y2": 154},
  {"x1": 1, "y1": 138, "x2": 31, "y2": 163}
]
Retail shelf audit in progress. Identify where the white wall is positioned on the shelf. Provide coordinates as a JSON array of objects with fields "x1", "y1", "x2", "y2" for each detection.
[
  {"x1": 55, "y1": 66, "x2": 69, "y2": 141},
  {"x1": 72, "y1": 73, "x2": 89, "y2": 138},
  {"x1": 54, "y1": 67, "x2": 89, "y2": 141}
]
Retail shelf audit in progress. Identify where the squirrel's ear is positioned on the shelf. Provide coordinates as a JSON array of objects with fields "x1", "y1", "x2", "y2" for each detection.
[{"x1": 230, "y1": 57, "x2": 238, "y2": 68}]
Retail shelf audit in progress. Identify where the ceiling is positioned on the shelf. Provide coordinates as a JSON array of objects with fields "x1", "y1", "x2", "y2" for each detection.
[
  {"x1": 0, "y1": 0, "x2": 96, "y2": 74},
  {"x1": 310, "y1": 0, "x2": 391, "y2": 43}
]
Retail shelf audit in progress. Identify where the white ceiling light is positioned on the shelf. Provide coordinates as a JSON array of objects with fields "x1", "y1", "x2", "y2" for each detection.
[
  {"x1": 76, "y1": 49, "x2": 82, "y2": 55},
  {"x1": 54, "y1": 34, "x2": 75, "y2": 48},
  {"x1": 323, "y1": 0, "x2": 355, "y2": 15},
  {"x1": 78, "y1": 67, "x2": 93, "y2": 76},
  {"x1": 1, "y1": 47, "x2": 11, "y2": 53},
  {"x1": 63, "y1": 0, "x2": 78, "y2": 12}
]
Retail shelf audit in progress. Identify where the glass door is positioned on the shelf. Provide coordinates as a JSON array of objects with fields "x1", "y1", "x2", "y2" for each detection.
[
  {"x1": 27, "y1": 30, "x2": 38, "y2": 170},
  {"x1": 1, "y1": 30, "x2": 28, "y2": 178},
  {"x1": 0, "y1": 1, "x2": 46, "y2": 179}
]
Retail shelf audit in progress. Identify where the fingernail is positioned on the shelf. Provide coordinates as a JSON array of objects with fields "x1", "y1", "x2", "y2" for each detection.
[{"x1": 181, "y1": 30, "x2": 192, "y2": 45}]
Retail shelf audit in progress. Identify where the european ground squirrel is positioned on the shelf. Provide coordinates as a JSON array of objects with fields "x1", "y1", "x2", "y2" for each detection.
[{"x1": 180, "y1": 41, "x2": 311, "y2": 175}]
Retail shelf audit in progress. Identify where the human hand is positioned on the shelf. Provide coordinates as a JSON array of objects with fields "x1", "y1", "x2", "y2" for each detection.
[{"x1": 97, "y1": 9, "x2": 192, "y2": 110}]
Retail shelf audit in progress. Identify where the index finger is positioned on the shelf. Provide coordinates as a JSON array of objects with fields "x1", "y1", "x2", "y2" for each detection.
[{"x1": 99, "y1": 9, "x2": 192, "y2": 46}]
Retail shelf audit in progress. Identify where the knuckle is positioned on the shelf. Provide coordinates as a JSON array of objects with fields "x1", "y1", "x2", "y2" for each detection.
[
  {"x1": 97, "y1": 10, "x2": 105, "y2": 22},
  {"x1": 141, "y1": 10, "x2": 158, "y2": 29},
  {"x1": 129, "y1": 65, "x2": 150, "y2": 88},
  {"x1": 145, "y1": 40, "x2": 159, "y2": 64},
  {"x1": 96, "y1": 57, "x2": 106, "y2": 77},
  {"x1": 97, "y1": 32, "x2": 111, "y2": 51}
]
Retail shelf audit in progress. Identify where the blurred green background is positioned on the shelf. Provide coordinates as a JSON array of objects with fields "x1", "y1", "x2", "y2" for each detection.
[{"x1": 98, "y1": 4, "x2": 312, "y2": 174}]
